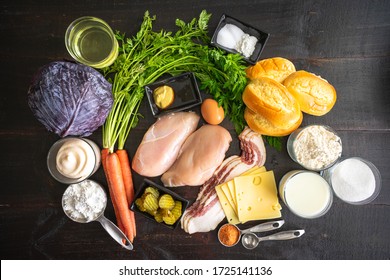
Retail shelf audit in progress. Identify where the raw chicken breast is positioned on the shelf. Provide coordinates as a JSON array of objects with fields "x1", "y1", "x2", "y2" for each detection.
[
  {"x1": 132, "y1": 112, "x2": 199, "y2": 177},
  {"x1": 161, "y1": 125, "x2": 232, "y2": 186}
]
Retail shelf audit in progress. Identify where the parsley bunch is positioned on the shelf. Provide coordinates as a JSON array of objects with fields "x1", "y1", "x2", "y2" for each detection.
[{"x1": 102, "y1": 10, "x2": 280, "y2": 151}]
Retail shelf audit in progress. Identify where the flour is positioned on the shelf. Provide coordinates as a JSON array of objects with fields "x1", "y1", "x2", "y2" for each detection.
[
  {"x1": 292, "y1": 125, "x2": 342, "y2": 170},
  {"x1": 331, "y1": 158, "x2": 376, "y2": 202},
  {"x1": 62, "y1": 180, "x2": 107, "y2": 222}
]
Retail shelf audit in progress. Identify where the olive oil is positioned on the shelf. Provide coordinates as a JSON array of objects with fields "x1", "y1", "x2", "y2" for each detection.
[{"x1": 65, "y1": 17, "x2": 118, "y2": 69}]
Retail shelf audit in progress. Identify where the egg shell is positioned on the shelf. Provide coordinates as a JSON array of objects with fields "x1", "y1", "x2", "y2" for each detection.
[{"x1": 201, "y1": 98, "x2": 225, "y2": 125}]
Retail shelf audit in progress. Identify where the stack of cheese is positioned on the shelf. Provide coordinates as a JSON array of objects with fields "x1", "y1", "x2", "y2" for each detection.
[
  {"x1": 216, "y1": 166, "x2": 282, "y2": 224},
  {"x1": 243, "y1": 57, "x2": 337, "y2": 136}
]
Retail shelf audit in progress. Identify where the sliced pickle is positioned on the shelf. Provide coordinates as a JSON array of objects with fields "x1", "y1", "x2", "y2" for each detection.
[
  {"x1": 154, "y1": 208, "x2": 164, "y2": 223},
  {"x1": 159, "y1": 194, "x2": 175, "y2": 210},
  {"x1": 135, "y1": 197, "x2": 146, "y2": 212},
  {"x1": 136, "y1": 185, "x2": 184, "y2": 226},
  {"x1": 162, "y1": 210, "x2": 177, "y2": 225},
  {"x1": 143, "y1": 193, "x2": 159, "y2": 212},
  {"x1": 171, "y1": 201, "x2": 182, "y2": 219},
  {"x1": 144, "y1": 186, "x2": 159, "y2": 198}
]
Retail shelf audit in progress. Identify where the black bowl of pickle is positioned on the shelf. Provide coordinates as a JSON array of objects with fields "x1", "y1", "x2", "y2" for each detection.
[{"x1": 131, "y1": 179, "x2": 189, "y2": 229}]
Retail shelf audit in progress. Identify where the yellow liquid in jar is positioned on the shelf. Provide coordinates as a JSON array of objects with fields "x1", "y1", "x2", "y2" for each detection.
[
  {"x1": 76, "y1": 27, "x2": 112, "y2": 62},
  {"x1": 66, "y1": 17, "x2": 118, "y2": 68}
]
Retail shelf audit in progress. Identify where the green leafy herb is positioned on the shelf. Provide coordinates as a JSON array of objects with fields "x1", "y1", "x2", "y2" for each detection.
[
  {"x1": 103, "y1": 11, "x2": 283, "y2": 152},
  {"x1": 102, "y1": 10, "x2": 250, "y2": 152},
  {"x1": 264, "y1": 136, "x2": 283, "y2": 152}
]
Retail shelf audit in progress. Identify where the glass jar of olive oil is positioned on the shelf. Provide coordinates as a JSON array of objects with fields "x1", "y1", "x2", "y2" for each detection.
[{"x1": 65, "y1": 16, "x2": 118, "y2": 69}]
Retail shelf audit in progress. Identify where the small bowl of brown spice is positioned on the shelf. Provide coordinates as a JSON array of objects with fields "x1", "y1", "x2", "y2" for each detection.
[{"x1": 218, "y1": 223, "x2": 240, "y2": 247}]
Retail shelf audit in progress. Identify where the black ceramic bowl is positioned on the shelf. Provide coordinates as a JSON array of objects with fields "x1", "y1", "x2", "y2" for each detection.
[
  {"x1": 130, "y1": 179, "x2": 189, "y2": 229},
  {"x1": 211, "y1": 14, "x2": 270, "y2": 64},
  {"x1": 145, "y1": 72, "x2": 202, "y2": 118}
]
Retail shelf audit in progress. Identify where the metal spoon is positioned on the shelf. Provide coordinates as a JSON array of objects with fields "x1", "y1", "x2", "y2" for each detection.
[
  {"x1": 62, "y1": 180, "x2": 133, "y2": 250},
  {"x1": 241, "y1": 229, "x2": 305, "y2": 250},
  {"x1": 218, "y1": 220, "x2": 285, "y2": 247},
  {"x1": 239, "y1": 220, "x2": 285, "y2": 235}
]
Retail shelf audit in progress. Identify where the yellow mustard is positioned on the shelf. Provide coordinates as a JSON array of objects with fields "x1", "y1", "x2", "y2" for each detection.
[{"x1": 153, "y1": 85, "x2": 174, "y2": 109}]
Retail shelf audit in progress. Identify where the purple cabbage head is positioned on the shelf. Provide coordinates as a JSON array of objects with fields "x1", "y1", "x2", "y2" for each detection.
[{"x1": 27, "y1": 61, "x2": 113, "y2": 137}]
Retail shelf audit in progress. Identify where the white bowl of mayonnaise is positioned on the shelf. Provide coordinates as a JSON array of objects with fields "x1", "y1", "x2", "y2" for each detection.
[{"x1": 47, "y1": 137, "x2": 101, "y2": 184}]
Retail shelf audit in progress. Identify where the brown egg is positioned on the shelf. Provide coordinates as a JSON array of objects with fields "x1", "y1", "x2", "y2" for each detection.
[{"x1": 201, "y1": 98, "x2": 225, "y2": 125}]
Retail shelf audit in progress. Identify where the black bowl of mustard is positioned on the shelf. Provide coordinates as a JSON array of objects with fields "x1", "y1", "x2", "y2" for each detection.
[{"x1": 144, "y1": 72, "x2": 202, "y2": 118}]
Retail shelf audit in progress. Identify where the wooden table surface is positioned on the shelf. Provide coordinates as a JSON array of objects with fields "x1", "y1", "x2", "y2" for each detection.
[{"x1": 1, "y1": 0, "x2": 389, "y2": 260}]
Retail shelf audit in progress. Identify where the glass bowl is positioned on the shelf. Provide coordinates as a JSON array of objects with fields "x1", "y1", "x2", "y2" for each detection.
[
  {"x1": 287, "y1": 124, "x2": 342, "y2": 171},
  {"x1": 279, "y1": 170, "x2": 333, "y2": 219},
  {"x1": 321, "y1": 157, "x2": 381, "y2": 205}
]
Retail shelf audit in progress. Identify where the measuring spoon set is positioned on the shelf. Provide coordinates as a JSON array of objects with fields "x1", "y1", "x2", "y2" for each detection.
[{"x1": 219, "y1": 220, "x2": 305, "y2": 250}]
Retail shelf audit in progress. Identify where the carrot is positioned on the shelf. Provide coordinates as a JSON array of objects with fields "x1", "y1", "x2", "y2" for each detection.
[
  {"x1": 116, "y1": 149, "x2": 136, "y2": 238},
  {"x1": 101, "y1": 148, "x2": 124, "y2": 234},
  {"x1": 106, "y1": 152, "x2": 135, "y2": 242}
]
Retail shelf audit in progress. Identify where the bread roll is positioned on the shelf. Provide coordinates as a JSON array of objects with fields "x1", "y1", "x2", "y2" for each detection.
[
  {"x1": 242, "y1": 77, "x2": 301, "y2": 129},
  {"x1": 245, "y1": 57, "x2": 296, "y2": 83},
  {"x1": 283, "y1": 70, "x2": 337, "y2": 116},
  {"x1": 244, "y1": 107, "x2": 303, "y2": 136}
]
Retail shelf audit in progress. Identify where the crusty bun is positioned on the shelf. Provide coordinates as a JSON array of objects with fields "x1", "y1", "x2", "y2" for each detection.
[
  {"x1": 245, "y1": 57, "x2": 296, "y2": 83},
  {"x1": 242, "y1": 77, "x2": 301, "y2": 129},
  {"x1": 283, "y1": 70, "x2": 337, "y2": 116},
  {"x1": 244, "y1": 107, "x2": 303, "y2": 136}
]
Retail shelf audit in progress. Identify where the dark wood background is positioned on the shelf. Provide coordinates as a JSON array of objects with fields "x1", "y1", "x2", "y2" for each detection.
[{"x1": 1, "y1": 0, "x2": 389, "y2": 260}]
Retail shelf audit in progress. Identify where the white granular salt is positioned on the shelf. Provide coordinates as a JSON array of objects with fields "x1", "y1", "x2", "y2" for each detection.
[
  {"x1": 293, "y1": 125, "x2": 342, "y2": 170},
  {"x1": 62, "y1": 180, "x2": 107, "y2": 222},
  {"x1": 331, "y1": 158, "x2": 376, "y2": 202}
]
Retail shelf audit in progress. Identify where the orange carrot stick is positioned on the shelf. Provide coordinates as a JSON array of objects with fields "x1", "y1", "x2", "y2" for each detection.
[
  {"x1": 101, "y1": 148, "x2": 124, "y2": 234},
  {"x1": 116, "y1": 149, "x2": 136, "y2": 237},
  {"x1": 106, "y1": 152, "x2": 135, "y2": 242}
]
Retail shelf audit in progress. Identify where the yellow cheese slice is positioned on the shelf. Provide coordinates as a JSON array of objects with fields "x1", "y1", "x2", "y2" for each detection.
[
  {"x1": 221, "y1": 182, "x2": 236, "y2": 213},
  {"x1": 234, "y1": 171, "x2": 282, "y2": 223},
  {"x1": 231, "y1": 166, "x2": 267, "y2": 206},
  {"x1": 228, "y1": 166, "x2": 267, "y2": 211},
  {"x1": 240, "y1": 166, "x2": 266, "y2": 176},
  {"x1": 215, "y1": 184, "x2": 240, "y2": 224},
  {"x1": 222, "y1": 166, "x2": 268, "y2": 214},
  {"x1": 226, "y1": 180, "x2": 237, "y2": 209}
]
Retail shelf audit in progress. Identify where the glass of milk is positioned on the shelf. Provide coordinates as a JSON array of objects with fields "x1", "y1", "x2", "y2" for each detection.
[{"x1": 279, "y1": 170, "x2": 333, "y2": 219}]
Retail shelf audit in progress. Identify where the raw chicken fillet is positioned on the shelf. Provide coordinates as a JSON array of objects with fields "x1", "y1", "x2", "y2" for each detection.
[
  {"x1": 161, "y1": 125, "x2": 232, "y2": 187},
  {"x1": 132, "y1": 112, "x2": 199, "y2": 177}
]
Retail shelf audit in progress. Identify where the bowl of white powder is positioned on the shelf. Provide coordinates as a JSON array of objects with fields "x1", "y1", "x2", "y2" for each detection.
[
  {"x1": 62, "y1": 179, "x2": 134, "y2": 250},
  {"x1": 287, "y1": 124, "x2": 343, "y2": 172},
  {"x1": 62, "y1": 179, "x2": 107, "y2": 223},
  {"x1": 322, "y1": 157, "x2": 381, "y2": 205}
]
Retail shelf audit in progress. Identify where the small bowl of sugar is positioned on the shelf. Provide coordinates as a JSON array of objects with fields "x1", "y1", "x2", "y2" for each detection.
[{"x1": 321, "y1": 157, "x2": 381, "y2": 205}]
